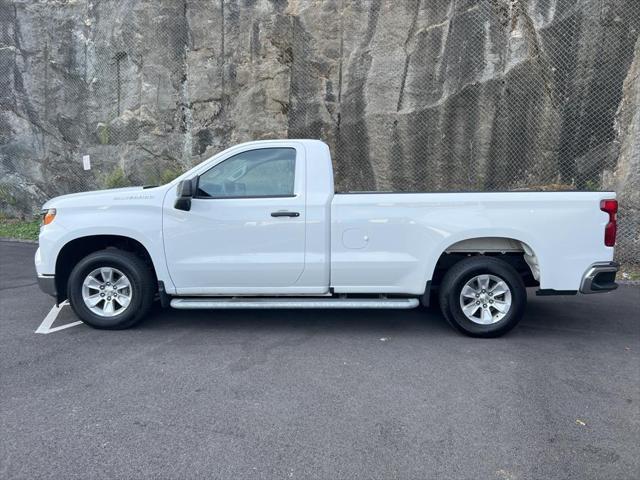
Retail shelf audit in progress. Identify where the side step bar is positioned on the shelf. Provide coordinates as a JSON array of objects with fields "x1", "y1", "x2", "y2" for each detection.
[{"x1": 170, "y1": 297, "x2": 419, "y2": 310}]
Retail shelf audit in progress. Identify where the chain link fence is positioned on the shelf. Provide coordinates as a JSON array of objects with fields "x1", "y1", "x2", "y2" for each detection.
[{"x1": 1, "y1": 0, "x2": 638, "y2": 274}]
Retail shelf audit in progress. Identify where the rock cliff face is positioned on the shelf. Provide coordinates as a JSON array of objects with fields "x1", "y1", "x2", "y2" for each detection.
[
  {"x1": 1, "y1": 0, "x2": 638, "y2": 261},
  {"x1": 607, "y1": 36, "x2": 640, "y2": 266}
]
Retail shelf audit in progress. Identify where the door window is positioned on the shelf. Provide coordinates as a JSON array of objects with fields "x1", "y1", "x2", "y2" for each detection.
[{"x1": 197, "y1": 148, "x2": 296, "y2": 198}]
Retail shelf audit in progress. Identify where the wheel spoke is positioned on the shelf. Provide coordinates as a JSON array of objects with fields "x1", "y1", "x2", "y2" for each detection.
[
  {"x1": 462, "y1": 302, "x2": 480, "y2": 316},
  {"x1": 103, "y1": 299, "x2": 114, "y2": 314},
  {"x1": 100, "y1": 268, "x2": 113, "y2": 283},
  {"x1": 86, "y1": 293, "x2": 103, "y2": 307},
  {"x1": 113, "y1": 295, "x2": 130, "y2": 308},
  {"x1": 490, "y1": 281, "x2": 509, "y2": 296},
  {"x1": 478, "y1": 275, "x2": 490, "y2": 291},
  {"x1": 492, "y1": 300, "x2": 509, "y2": 313},
  {"x1": 461, "y1": 285, "x2": 477, "y2": 299},
  {"x1": 83, "y1": 276, "x2": 102, "y2": 290},
  {"x1": 481, "y1": 308, "x2": 493, "y2": 324}
]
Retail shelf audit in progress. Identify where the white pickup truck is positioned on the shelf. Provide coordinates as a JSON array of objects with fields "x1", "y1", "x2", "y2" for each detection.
[{"x1": 35, "y1": 140, "x2": 619, "y2": 337}]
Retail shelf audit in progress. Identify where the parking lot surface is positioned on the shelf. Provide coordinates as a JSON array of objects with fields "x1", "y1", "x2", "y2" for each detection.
[{"x1": 1, "y1": 240, "x2": 639, "y2": 479}]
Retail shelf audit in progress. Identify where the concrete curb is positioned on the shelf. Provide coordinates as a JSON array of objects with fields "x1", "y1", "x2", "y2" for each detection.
[{"x1": 0, "y1": 237, "x2": 38, "y2": 245}]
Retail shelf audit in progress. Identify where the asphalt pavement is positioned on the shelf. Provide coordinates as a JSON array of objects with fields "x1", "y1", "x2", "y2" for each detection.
[{"x1": 1, "y1": 240, "x2": 638, "y2": 479}]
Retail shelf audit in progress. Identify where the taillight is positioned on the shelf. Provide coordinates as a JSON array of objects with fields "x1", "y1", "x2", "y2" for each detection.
[{"x1": 600, "y1": 199, "x2": 617, "y2": 247}]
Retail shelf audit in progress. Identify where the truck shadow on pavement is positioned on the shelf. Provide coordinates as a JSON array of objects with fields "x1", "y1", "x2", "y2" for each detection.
[
  {"x1": 138, "y1": 303, "x2": 454, "y2": 337},
  {"x1": 132, "y1": 286, "x2": 636, "y2": 339}
]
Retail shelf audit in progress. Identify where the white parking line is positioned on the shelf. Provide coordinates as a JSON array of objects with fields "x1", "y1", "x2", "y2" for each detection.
[{"x1": 35, "y1": 301, "x2": 83, "y2": 334}]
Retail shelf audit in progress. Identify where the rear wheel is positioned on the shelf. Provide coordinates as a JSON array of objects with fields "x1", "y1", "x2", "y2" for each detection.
[
  {"x1": 67, "y1": 250, "x2": 155, "y2": 329},
  {"x1": 438, "y1": 256, "x2": 526, "y2": 337}
]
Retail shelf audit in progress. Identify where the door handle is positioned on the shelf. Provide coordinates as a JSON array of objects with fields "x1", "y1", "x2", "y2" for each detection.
[{"x1": 271, "y1": 211, "x2": 300, "y2": 218}]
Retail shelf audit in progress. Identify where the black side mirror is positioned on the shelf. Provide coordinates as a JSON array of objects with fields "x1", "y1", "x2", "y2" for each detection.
[{"x1": 174, "y1": 179, "x2": 195, "y2": 211}]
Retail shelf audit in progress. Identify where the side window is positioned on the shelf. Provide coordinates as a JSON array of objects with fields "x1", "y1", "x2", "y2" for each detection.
[{"x1": 197, "y1": 148, "x2": 296, "y2": 198}]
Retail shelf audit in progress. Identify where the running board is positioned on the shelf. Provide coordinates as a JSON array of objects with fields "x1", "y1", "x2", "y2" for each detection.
[{"x1": 170, "y1": 297, "x2": 419, "y2": 310}]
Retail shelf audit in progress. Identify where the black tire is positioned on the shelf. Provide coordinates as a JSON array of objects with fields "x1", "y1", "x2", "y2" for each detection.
[
  {"x1": 67, "y1": 249, "x2": 155, "y2": 329},
  {"x1": 438, "y1": 256, "x2": 526, "y2": 338}
]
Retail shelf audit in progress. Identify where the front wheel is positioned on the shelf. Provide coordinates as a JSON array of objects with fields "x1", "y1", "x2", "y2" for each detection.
[
  {"x1": 67, "y1": 250, "x2": 155, "y2": 329},
  {"x1": 438, "y1": 256, "x2": 526, "y2": 337}
]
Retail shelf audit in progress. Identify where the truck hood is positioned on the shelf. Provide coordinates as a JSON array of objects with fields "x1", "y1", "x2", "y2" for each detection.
[{"x1": 42, "y1": 186, "x2": 152, "y2": 209}]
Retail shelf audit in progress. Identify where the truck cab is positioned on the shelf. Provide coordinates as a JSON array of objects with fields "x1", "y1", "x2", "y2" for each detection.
[{"x1": 163, "y1": 140, "x2": 332, "y2": 295}]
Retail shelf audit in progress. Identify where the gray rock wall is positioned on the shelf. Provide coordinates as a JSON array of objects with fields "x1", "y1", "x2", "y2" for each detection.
[
  {"x1": 606, "y1": 36, "x2": 640, "y2": 268},
  {"x1": 1, "y1": 0, "x2": 638, "y2": 264}
]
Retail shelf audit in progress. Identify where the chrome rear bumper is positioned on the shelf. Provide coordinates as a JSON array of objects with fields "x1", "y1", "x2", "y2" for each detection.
[{"x1": 580, "y1": 262, "x2": 619, "y2": 294}]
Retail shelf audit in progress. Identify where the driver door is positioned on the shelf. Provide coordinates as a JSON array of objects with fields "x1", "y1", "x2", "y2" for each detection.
[{"x1": 162, "y1": 146, "x2": 306, "y2": 294}]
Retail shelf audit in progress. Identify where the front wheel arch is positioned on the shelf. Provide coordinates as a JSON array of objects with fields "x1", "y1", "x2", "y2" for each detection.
[
  {"x1": 55, "y1": 235, "x2": 158, "y2": 303},
  {"x1": 67, "y1": 249, "x2": 155, "y2": 329}
]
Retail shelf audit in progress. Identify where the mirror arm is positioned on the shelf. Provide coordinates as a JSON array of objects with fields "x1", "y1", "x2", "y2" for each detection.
[{"x1": 174, "y1": 197, "x2": 191, "y2": 211}]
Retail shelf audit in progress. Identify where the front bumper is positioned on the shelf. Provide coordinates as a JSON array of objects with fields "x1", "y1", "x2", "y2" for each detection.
[
  {"x1": 580, "y1": 262, "x2": 619, "y2": 294},
  {"x1": 37, "y1": 274, "x2": 57, "y2": 298}
]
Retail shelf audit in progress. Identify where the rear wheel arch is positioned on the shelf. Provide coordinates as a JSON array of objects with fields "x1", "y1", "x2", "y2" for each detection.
[
  {"x1": 55, "y1": 235, "x2": 158, "y2": 303},
  {"x1": 422, "y1": 236, "x2": 540, "y2": 307}
]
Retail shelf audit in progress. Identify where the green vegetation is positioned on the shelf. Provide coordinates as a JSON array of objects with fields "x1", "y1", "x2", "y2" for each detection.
[
  {"x1": 101, "y1": 164, "x2": 183, "y2": 190},
  {"x1": 620, "y1": 267, "x2": 640, "y2": 282},
  {"x1": 0, "y1": 185, "x2": 19, "y2": 207},
  {"x1": 583, "y1": 179, "x2": 600, "y2": 191},
  {"x1": 97, "y1": 123, "x2": 110, "y2": 145},
  {"x1": 102, "y1": 167, "x2": 131, "y2": 189},
  {"x1": 0, "y1": 217, "x2": 40, "y2": 241},
  {"x1": 153, "y1": 167, "x2": 183, "y2": 185}
]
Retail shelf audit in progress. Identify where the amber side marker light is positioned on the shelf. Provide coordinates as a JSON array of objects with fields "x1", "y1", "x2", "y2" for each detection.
[{"x1": 42, "y1": 208, "x2": 57, "y2": 226}]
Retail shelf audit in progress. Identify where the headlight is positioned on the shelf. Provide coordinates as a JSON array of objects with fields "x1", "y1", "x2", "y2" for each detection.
[{"x1": 41, "y1": 208, "x2": 57, "y2": 226}]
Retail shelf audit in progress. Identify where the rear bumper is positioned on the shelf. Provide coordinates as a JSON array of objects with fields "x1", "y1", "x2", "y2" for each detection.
[
  {"x1": 580, "y1": 262, "x2": 619, "y2": 294},
  {"x1": 37, "y1": 274, "x2": 57, "y2": 298}
]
